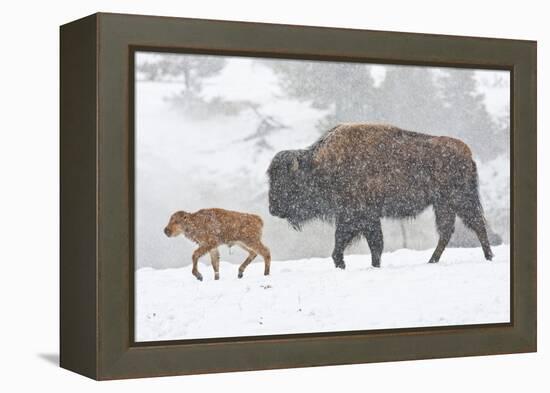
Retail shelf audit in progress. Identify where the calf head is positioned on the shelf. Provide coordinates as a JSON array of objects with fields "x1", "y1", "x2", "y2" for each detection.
[{"x1": 164, "y1": 211, "x2": 190, "y2": 237}]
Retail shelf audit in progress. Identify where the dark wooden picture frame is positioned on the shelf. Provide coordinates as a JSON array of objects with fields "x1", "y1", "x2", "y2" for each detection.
[{"x1": 60, "y1": 12, "x2": 536, "y2": 380}]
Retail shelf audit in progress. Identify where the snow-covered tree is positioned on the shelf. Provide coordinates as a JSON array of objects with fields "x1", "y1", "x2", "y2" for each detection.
[
  {"x1": 438, "y1": 70, "x2": 504, "y2": 160},
  {"x1": 266, "y1": 60, "x2": 379, "y2": 131},
  {"x1": 137, "y1": 54, "x2": 251, "y2": 119},
  {"x1": 376, "y1": 67, "x2": 445, "y2": 133},
  {"x1": 137, "y1": 53, "x2": 226, "y2": 92}
]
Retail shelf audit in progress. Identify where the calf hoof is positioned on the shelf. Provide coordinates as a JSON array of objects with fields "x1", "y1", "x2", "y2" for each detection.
[{"x1": 238, "y1": 271, "x2": 244, "y2": 279}]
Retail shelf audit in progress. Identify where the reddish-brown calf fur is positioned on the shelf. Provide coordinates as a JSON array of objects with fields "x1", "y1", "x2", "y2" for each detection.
[{"x1": 164, "y1": 208, "x2": 271, "y2": 281}]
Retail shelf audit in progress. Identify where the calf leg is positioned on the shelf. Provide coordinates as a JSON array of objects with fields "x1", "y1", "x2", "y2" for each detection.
[
  {"x1": 239, "y1": 240, "x2": 271, "y2": 277},
  {"x1": 255, "y1": 242, "x2": 271, "y2": 276},
  {"x1": 209, "y1": 248, "x2": 220, "y2": 280},
  {"x1": 237, "y1": 248, "x2": 257, "y2": 279},
  {"x1": 191, "y1": 245, "x2": 213, "y2": 281},
  {"x1": 428, "y1": 204, "x2": 456, "y2": 264},
  {"x1": 332, "y1": 219, "x2": 360, "y2": 270},
  {"x1": 363, "y1": 218, "x2": 384, "y2": 268}
]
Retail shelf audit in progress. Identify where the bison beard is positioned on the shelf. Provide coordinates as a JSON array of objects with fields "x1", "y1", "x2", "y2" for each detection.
[{"x1": 267, "y1": 123, "x2": 494, "y2": 269}]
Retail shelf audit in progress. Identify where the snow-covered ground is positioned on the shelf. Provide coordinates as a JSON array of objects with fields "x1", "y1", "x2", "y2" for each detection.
[{"x1": 135, "y1": 244, "x2": 510, "y2": 342}]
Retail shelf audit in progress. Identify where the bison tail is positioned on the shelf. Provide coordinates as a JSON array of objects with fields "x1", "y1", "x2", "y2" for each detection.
[
  {"x1": 459, "y1": 160, "x2": 484, "y2": 214},
  {"x1": 454, "y1": 159, "x2": 489, "y2": 232},
  {"x1": 455, "y1": 159, "x2": 494, "y2": 259},
  {"x1": 470, "y1": 161, "x2": 484, "y2": 212}
]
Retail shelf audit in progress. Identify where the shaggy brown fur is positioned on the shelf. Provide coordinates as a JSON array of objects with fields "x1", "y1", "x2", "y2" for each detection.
[
  {"x1": 164, "y1": 208, "x2": 271, "y2": 281},
  {"x1": 268, "y1": 123, "x2": 493, "y2": 269}
]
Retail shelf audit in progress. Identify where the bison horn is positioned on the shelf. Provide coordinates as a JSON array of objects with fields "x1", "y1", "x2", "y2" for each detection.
[{"x1": 291, "y1": 156, "x2": 299, "y2": 171}]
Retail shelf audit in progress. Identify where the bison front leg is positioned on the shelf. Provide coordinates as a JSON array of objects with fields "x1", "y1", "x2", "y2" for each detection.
[
  {"x1": 363, "y1": 218, "x2": 383, "y2": 268},
  {"x1": 332, "y1": 220, "x2": 359, "y2": 270}
]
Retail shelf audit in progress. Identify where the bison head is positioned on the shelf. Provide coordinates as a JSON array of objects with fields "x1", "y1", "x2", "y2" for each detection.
[{"x1": 267, "y1": 149, "x2": 326, "y2": 229}]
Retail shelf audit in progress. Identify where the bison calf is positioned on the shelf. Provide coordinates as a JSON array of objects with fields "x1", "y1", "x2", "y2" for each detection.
[{"x1": 164, "y1": 208, "x2": 271, "y2": 281}]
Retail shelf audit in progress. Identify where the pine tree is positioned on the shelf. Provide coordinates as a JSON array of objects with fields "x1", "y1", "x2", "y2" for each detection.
[
  {"x1": 266, "y1": 60, "x2": 379, "y2": 131},
  {"x1": 438, "y1": 69, "x2": 503, "y2": 160},
  {"x1": 375, "y1": 66, "x2": 445, "y2": 133},
  {"x1": 137, "y1": 53, "x2": 226, "y2": 93},
  {"x1": 137, "y1": 53, "x2": 252, "y2": 118}
]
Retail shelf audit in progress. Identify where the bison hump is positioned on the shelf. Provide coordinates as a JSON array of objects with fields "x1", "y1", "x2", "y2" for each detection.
[
  {"x1": 311, "y1": 123, "x2": 431, "y2": 168},
  {"x1": 428, "y1": 136, "x2": 473, "y2": 159}
]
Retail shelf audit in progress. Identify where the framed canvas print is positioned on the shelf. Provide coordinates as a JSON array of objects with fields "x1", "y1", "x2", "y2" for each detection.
[{"x1": 60, "y1": 13, "x2": 537, "y2": 380}]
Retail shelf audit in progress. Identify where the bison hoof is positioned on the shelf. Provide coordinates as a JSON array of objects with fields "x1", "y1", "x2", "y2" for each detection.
[
  {"x1": 195, "y1": 274, "x2": 203, "y2": 281},
  {"x1": 214, "y1": 275, "x2": 220, "y2": 281},
  {"x1": 372, "y1": 263, "x2": 380, "y2": 268},
  {"x1": 428, "y1": 258, "x2": 439, "y2": 264},
  {"x1": 335, "y1": 263, "x2": 346, "y2": 270},
  {"x1": 238, "y1": 271, "x2": 243, "y2": 279},
  {"x1": 264, "y1": 271, "x2": 270, "y2": 276},
  {"x1": 485, "y1": 252, "x2": 494, "y2": 261}
]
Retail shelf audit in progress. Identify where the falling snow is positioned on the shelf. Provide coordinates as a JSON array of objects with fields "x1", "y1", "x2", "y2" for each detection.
[{"x1": 134, "y1": 52, "x2": 510, "y2": 341}]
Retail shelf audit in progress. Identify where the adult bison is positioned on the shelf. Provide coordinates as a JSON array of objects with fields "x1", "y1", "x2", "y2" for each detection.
[{"x1": 267, "y1": 123, "x2": 493, "y2": 269}]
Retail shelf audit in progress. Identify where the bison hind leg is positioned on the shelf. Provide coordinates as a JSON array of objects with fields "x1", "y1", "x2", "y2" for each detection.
[
  {"x1": 362, "y1": 218, "x2": 383, "y2": 268},
  {"x1": 428, "y1": 204, "x2": 456, "y2": 264},
  {"x1": 456, "y1": 205, "x2": 493, "y2": 261}
]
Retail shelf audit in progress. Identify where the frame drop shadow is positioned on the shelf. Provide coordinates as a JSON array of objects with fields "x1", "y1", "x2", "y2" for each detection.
[{"x1": 38, "y1": 353, "x2": 59, "y2": 366}]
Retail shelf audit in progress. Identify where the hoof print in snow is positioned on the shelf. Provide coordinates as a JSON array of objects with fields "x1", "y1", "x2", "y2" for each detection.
[{"x1": 260, "y1": 284, "x2": 272, "y2": 290}]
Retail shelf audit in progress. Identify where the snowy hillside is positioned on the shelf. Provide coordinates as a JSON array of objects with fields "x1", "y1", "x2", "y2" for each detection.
[{"x1": 135, "y1": 244, "x2": 510, "y2": 342}]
